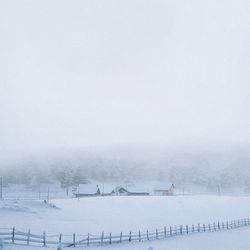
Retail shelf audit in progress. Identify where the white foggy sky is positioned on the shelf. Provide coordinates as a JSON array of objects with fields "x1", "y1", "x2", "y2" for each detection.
[{"x1": 0, "y1": 0, "x2": 249, "y2": 156}]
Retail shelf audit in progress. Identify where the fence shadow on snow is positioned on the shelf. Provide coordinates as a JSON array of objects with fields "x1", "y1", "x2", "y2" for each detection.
[{"x1": 0, "y1": 218, "x2": 250, "y2": 248}]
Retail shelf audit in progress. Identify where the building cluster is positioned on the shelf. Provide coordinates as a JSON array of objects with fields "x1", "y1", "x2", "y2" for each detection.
[{"x1": 73, "y1": 183, "x2": 175, "y2": 197}]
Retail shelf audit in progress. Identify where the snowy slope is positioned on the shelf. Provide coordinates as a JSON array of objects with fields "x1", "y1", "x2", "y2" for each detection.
[{"x1": 1, "y1": 195, "x2": 250, "y2": 236}]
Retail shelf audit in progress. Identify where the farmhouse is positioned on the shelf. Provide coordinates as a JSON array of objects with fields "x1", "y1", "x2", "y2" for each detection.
[
  {"x1": 74, "y1": 184, "x2": 101, "y2": 197},
  {"x1": 154, "y1": 184, "x2": 175, "y2": 196}
]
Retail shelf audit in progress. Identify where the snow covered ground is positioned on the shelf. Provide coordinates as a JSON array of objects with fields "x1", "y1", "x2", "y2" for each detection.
[
  {"x1": 1, "y1": 195, "x2": 250, "y2": 235},
  {"x1": 1, "y1": 195, "x2": 250, "y2": 249},
  {"x1": 2, "y1": 184, "x2": 69, "y2": 200}
]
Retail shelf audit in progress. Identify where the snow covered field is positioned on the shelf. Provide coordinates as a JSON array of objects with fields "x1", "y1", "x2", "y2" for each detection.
[
  {"x1": 1, "y1": 195, "x2": 250, "y2": 235},
  {"x1": 1, "y1": 195, "x2": 250, "y2": 249}
]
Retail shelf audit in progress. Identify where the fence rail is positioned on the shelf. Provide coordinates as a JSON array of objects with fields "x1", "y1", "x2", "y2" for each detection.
[{"x1": 1, "y1": 218, "x2": 250, "y2": 248}]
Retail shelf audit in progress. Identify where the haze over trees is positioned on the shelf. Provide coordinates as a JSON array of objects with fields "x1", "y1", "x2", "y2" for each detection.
[{"x1": 0, "y1": 145, "x2": 249, "y2": 193}]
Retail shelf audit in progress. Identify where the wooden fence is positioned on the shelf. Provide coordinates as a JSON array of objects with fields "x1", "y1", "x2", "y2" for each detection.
[{"x1": 1, "y1": 218, "x2": 250, "y2": 248}]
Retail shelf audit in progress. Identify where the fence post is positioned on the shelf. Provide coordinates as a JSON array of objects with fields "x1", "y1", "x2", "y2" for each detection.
[
  {"x1": 226, "y1": 221, "x2": 229, "y2": 230},
  {"x1": 198, "y1": 224, "x2": 200, "y2": 233},
  {"x1": 87, "y1": 233, "x2": 89, "y2": 246},
  {"x1": 186, "y1": 225, "x2": 188, "y2": 234},
  {"x1": 170, "y1": 226, "x2": 172, "y2": 236},
  {"x1": 218, "y1": 222, "x2": 220, "y2": 230},
  {"x1": 139, "y1": 231, "x2": 141, "y2": 242},
  {"x1": 209, "y1": 224, "x2": 211, "y2": 232},
  {"x1": 12, "y1": 227, "x2": 15, "y2": 243},
  {"x1": 109, "y1": 232, "x2": 111, "y2": 244},
  {"x1": 248, "y1": 218, "x2": 250, "y2": 225},
  {"x1": 203, "y1": 224, "x2": 205, "y2": 232},
  {"x1": 175, "y1": 226, "x2": 177, "y2": 235},
  {"x1": 101, "y1": 232, "x2": 104, "y2": 245},
  {"x1": 129, "y1": 231, "x2": 131, "y2": 242},
  {"x1": 164, "y1": 226, "x2": 166, "y2": 238},
  {"x1": 192, "y1": 225, "x2": 194, "y2": 233},
  {"x1": 27, "y1": 229, "x2": 30, "y2": 245},
  {"x1": 147, "y1": 230, "x2": 149, "y2": 240},
  {"x1": 59, "y1": 233, "x2": 62, "y2": 243},
  {"x1": 43, "y1": 232, "x2": 46, "y2": 247},
  {"x1": 180, "y1": 225, "x2": 182, "y2": 234},
  {"x1": 156, "y1": 229, "x2": 158, "y2": 239},
  {"x1": 238, "y1": 220, "x2": 240, "y2": 227},
  {"x1": 213, "y1": 223, "x2": 216, "y2": 231},
  {"x1": 73, "y1": 233, "x2": 76, "y2": 247},
  {"x1": 120, "y1": 232, "x2": 122, "y2": 243}
]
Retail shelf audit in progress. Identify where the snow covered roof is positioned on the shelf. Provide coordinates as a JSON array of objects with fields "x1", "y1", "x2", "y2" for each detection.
[
  {"x1": 120, "y1": 182, "x2": 173, "y2": 193},
  {"x1": 77, "y1": 184, "x2": 100, "y2": 194},
  {"x1": 126, "y1": 186, "x2": 150, "y2": 193}
]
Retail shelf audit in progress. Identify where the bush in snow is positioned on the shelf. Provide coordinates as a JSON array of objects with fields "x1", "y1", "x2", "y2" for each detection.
[{"x1": 57, "y1": 243, "x2": 63, "y2": 250}]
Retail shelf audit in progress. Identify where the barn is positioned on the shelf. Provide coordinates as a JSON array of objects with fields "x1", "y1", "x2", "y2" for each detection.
[{"x1": 154, "y1": 184, "x2": 175, "y2": 196}]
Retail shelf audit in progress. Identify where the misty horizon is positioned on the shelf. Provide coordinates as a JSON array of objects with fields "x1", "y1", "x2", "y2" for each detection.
[{"x1": 0, "y1": 0, "x2": 249, "y2": 191}]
